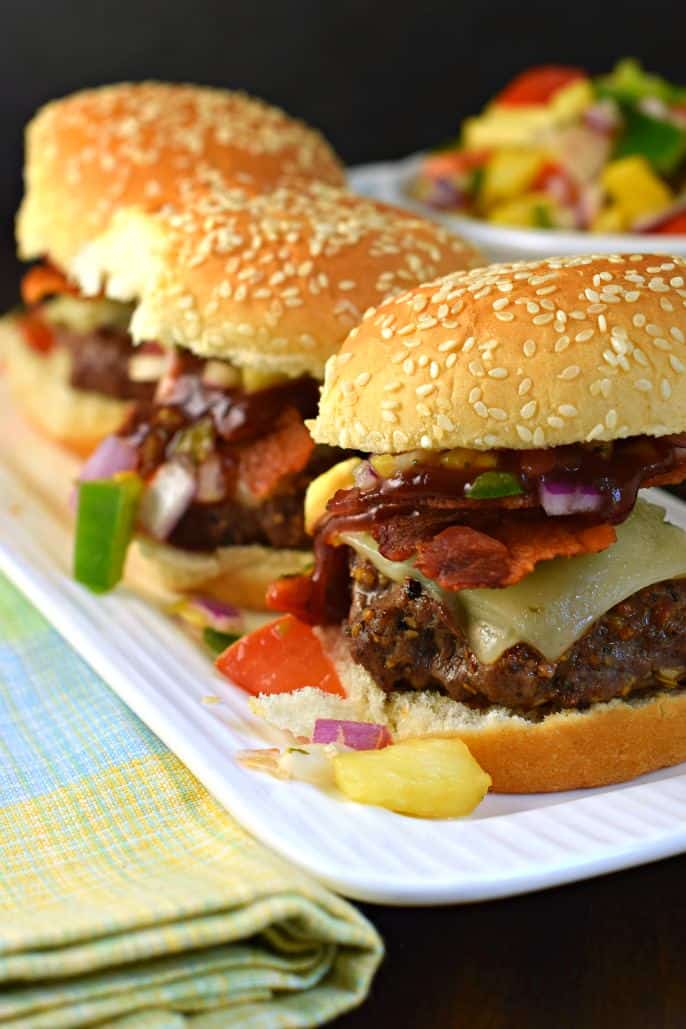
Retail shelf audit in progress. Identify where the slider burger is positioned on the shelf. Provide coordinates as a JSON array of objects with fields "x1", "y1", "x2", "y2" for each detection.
[
  {"x1": 69, "y1": 182, "x2": 481, "y2": 608},
  {"x1": 257, "y1": 254, "x2": 686, "y2": 791},
  {"x1": 4, "y1": 82, "x2": 345, "y2": 454}
]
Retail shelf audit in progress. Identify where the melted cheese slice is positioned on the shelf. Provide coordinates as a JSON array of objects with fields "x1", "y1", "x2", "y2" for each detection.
[{"x1": 340, "y1": 499, "x2": 686, "y2": 666}]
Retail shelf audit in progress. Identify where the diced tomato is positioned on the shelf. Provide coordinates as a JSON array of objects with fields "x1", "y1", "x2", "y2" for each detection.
[
  {"x1": 266, "y1": 573, "x2": 314, "y2": 618},
  {"x1": 236, "y1": 407, "x2": 314, "y2": 500},
  {"x1": 532, "y1": 161, "x2": 579, "y2": 207},
  {"x1": 19, "y1": 314, "x2": 55, "y2": 354},
  {"x1": 653, "y1": 212, "x2": 686, "y2": 234},
  {"x1": 496, "y1": 66, "x2": 586, "y2": 107},
  {"x1": 422, "y1": 149, "x2": 491, "y2": 180},
  {"x1": 216, "y1": 615, "x2": 345, "y2": 696},
  {"x1": 20, "y1": 263, "x2": 79, "y2": 306}
]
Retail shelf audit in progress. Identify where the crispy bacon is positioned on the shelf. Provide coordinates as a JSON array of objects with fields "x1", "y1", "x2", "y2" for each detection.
[
  {"x1": 236, "y1": 406, "x2": 314, "y2": 500},
  {"x1": 415, "y1": 518, "x2": 616, "y2": 590},
  {"x1": 20, "y1": 263, "x2": 80, "y2": 306}
]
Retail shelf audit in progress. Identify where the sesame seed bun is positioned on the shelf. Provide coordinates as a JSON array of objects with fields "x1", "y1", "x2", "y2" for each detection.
[
  {"x1": 311, "y1": 254, "x2": 686, "y2": 453},
  {"x1": 73, "y1": 183, "x2": 483, "y2": 379},
  {"x1": 16, "y1": 81, "x2": 345, "y2": 270},
  {"x1": 253, "y1": 628, "x2": 686, "y2": 793},
  {"x1": 126, "y1": 537, "x2": 313, "y2": 612},
  {"x1": 1, "y1": 317, "x2": 132, "y2": 455}
]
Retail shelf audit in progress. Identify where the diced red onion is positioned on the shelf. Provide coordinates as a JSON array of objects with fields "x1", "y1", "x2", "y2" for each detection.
[
  {"x1": 425, "y1": 177, "x2": 466, "y2": 211},
  {"x1": 583, "y1": 100, "x2": 620, "y2": 135},
  {"x1": 175, "y1": 595, "x2": 244, "y2": 633},
  {"x1": 312, "y1": 719, "x2": 392, "y2": 750},
  {"x1": 196, "y1": 454, "x2": 226, "y2": 503},
  {"x1": 353, "y1": 460, "x2": 380, "y2": 491},
  {"x1": 78, "y1": 435, "x2": 138, "y2": 482},
  {"x1": 139, "y1": 459, "x2": 196, "y2": 539},
  {"x1": 539, "y1": 480, "x2": 604, "y2": 517}
]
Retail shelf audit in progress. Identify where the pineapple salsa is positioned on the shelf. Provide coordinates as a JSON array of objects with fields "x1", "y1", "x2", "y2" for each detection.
[{"x1": 415, "y1": 60, "x2": 686, "y2": 233}]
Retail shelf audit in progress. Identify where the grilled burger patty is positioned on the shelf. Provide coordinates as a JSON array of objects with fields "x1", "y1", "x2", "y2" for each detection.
[
  {"x1": 346, "y1": 554, "x2": 686, "y2": 713},
  {"x1": 168, "y1": 447, "x2": 342, "y2": 552},
  {"x1": 58, "y1": 326, "x2": 155, "y2": 402}
]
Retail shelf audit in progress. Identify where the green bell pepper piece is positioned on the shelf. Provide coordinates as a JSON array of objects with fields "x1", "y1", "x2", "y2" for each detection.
[
  {"x1": 596, "y1": 59, "x2": 686, "y2": 107},
  {"x1": 202, "y1": 627, "x2": 241, "y2": 654},
  {"x1": 74, "y1": 474, "x2": 143, "y2": 593},
  {"x1": 466, "y1": 471, "x2": 524, "y2": 500},
  {"x1": 614, "y1": 107, "x2": 686, "y2": 176}
]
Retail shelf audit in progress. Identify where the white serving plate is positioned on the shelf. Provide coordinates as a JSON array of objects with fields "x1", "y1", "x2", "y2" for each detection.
[
  {"x1": 349, "y1": 155, "x2": 686, "y2": 264},
  {"x1": 2, "y1": 392, "x2": 686, "y2": 905}
]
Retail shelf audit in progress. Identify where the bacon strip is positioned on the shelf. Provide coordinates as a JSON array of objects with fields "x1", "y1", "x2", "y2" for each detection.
[
  {"x1": 236, "y1": 406, "x2": 314, "y2": 500},
  {"x1": 415, "y1": 518, "x2": 616, "y2": 590},
  {"x1": 20, "y1": 263, "x2": 80, "y2": 306}
]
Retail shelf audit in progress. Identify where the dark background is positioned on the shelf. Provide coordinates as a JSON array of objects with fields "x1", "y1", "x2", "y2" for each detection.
[
  {"x1": 0, "y1": 0, "x2": 683, "y2": 303},
  {"x1": 2, "y1": 6, "x2": 686, "y2": 1025}
]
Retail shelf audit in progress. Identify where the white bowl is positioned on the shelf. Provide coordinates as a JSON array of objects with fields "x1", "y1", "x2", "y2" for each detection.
[{"x1": 348, "y1": 153, "x2": 686, "y2": 264}]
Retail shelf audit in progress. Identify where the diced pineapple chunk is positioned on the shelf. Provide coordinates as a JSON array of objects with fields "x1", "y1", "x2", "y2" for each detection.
[
  {"x1": 332, "y1": 738, "x2": 492, "y2": 818},
  {"x1": 304, "y1": 458, "x2": 361, "y2": 533},
  {"x1": 241, "y1": 367, "x2": 291, "y2": 392},
  {"x1": 591, "y1": 204, "x2": 629, "y2": 233},
  {"x1": 481, "y1": 148, "x2": 547, "y2": 209},
  {"x1": 370, "y1": 454, "x2": 397, "y2": 477},
  {"x1": 440, "y1": 448, "x2": 498, "y2": 470},
  {"x1": 601, "y1": 156, "x2": 673, "y2": 225},
  {"x1": 549, "y1": 78, "x2": 594, "y2": 120},
  {"x1": 487, "y1": 192, "x2": 559, "y2": 228}
]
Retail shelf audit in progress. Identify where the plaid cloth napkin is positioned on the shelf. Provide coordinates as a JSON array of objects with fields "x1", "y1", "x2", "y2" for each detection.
[{"x1": 0, "y1": 574, "x2": 382, "y2": 1027}]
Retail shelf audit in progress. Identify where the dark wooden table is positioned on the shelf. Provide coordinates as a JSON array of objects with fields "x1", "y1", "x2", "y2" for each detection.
[{"x1": 339, "y1": 853, "x2": 686, "y2": 1028}]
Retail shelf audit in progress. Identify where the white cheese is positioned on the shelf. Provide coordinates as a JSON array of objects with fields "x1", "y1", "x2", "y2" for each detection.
[{"x1": 340, "y1": 499, "x2": 686, "y2": 665}]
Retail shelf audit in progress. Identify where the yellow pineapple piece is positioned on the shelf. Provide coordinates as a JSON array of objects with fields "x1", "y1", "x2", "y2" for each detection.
[
  {"x1": 332, "y1": 738, "x2": 492, "y2": 819},
  {"x1": 304, "y1": 458, "x2": 361, "y2": 533},
  {"x1": 601, "y1": 156, "x2": 673, "y2": 225},
  {"x1": 370, "y1": 454, "x2": 397, "y2": 477},
  {"x1": 591, "y1": 203, "x2": 629, "y2": 233},
  {"x1": 241, "y1": 367, "x2": 291, "y2": 392},
  {"x1": 481, "y1": 148, "x2": 547, "y2": 209},
  {"x1": 487, "y1": 192, "x2": 559, "y2": 228}
]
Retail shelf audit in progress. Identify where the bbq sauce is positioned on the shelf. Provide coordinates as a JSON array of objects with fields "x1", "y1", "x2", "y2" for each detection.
[{"x1": 269, "y1": 434, "x2": 686, "y2": 626}]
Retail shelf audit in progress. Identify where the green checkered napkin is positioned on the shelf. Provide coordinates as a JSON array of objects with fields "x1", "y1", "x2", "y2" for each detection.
[{"x1": 0, "y1": 574, "x2": 382, "y2": 1027}]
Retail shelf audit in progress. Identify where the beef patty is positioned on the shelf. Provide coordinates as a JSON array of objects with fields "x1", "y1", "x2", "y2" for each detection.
[
  {"x1": 168, "y1": 447, "x2": 341, "y2": 552},
  {"x1": 346, "y1": 554, "x2": 686, "y2": 712},
  {"x1": 57, "y1": 326, "x2": 155, "y2": 402}
]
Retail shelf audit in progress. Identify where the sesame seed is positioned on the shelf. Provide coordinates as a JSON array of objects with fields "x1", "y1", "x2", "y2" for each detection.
[
  {"x1": 634, "y1": 379, "x2": 653, "y2": 392},
  {"x1": 446, "y1": 353, "x2": 457, "y2": 368},
  {"x1": 523, "y1": 339, "x2": 536, "y2": 357},
  {"x1": 488, "y1": 367, "x2": 508, "y2": 379},
  {"x1": 438, "y1": 338, "x2": 458, "y2": 352},
  {"x1": 492, "y1": 297, "x2": 510, "y2": 310},
  {"x1": 420, "y1": 434, "x2": 432, "y2": 448},
  {"x1": 559, "y1": 404, "x2": 578, "y2": 418},
  {"x1": 605, "y1": 409, "x2": 618, "y2": 429},
  {"x1": 474, "y1": 401, "x2": 488, "y2": 418},
  {"x1": 533, "y1": 313, "x2": 554, "y2": 325},
  {"x1": 355, "y1": 372, "x2": 371, "y2": 387},
  {"x1": 671, "y1": 327, "x2": 685, "y2": 344},
  {"x1": 670, "y1": 355, "x2": 686, "y2": 373},
  {"x1": 516, "y1": 425, "x2": 533, "y2": 443},
  {"x1": 495, "y1": 311, "x2": 515, "y2": 322},
  {"x1": 489, "y1": 408, "x2": 507, "y2": 421},
  {"x1": 469, "y1": 387, "x2": 482, "y2": 403},
  {"x1": 533, "y1": 428, "x2": 545, "y2": 447},
  {"x1": 520, "y1": 400, "x2": 537, "y2": 419},
  {"x1": 547, "y1": 416, "x2": 564, "y2": 429},
  {"x1": 661, "y1": 379, "x2": 673, "y2": 399},
  {"x1": 416, "y1": 383, "x2": 435, "y2": 396},
  {"x1": 558, "y1": 365, "x2": 581, "y2": 381},
  {"x1": 575, "y1": 329, "x2": 594, "y2": 343}
]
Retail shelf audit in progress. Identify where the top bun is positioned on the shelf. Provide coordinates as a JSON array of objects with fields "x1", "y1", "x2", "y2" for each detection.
[
  {"x1": 72, "y1": 183, "x2": 482, "y2": 379},
  {"x1": 16, "y1": 81, "x2": 345, "y2": 269},
  {"x1": 311, "y1": 254, "x2": 686, "y2": 452}
]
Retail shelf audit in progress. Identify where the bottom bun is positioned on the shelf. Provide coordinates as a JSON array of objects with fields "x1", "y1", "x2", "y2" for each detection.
[
  {"x1": 127, "y1": 536, "x2": 313, "y2": 611},
  {"x1": 0, "y1": 317, "x2": 132, "y2": 456},
  {"x1": 253, "y1": 628, "x2": 686, "y2": 793}
]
